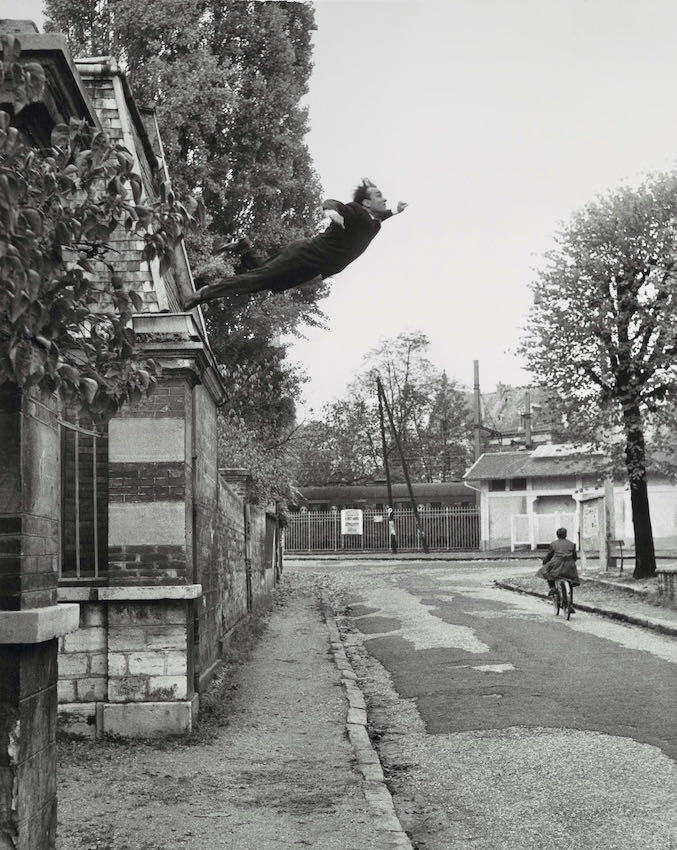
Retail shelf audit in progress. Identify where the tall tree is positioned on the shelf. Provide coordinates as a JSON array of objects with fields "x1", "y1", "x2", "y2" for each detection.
[
  {"x1": 520, "y1": 172, "x2": 677, "y2": 578},
  {"x1": 45, "y1": 0, "x2": 329, "y2": 498},
  {"x1": 292, "y1": 332, "x2": 473, "y2": 485},
  {"x1": 426, "y1": 371, "x2": 474, "y2": 480}
]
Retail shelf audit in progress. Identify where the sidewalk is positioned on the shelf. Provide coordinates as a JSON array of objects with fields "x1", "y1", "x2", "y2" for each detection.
[
  {"x1": 56, "y1": 575, "x2": 413, "y2": 850},
  {"x1": 496, "y1": 566, "x2": 677, "y2": 637}
]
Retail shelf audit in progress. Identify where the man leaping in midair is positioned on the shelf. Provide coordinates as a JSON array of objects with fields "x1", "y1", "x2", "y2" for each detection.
[{"x1": 181, "y1": 179, "x2": 407, "y2": 310}]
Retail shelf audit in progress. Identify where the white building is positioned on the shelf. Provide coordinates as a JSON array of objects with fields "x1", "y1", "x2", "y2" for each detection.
[{"x1": 464, "y1": 444, "x2": 677, "y2": 552}]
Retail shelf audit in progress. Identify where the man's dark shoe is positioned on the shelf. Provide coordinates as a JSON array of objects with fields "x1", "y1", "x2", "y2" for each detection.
[
  {"x1": 547, "y1": 588, "x2": 556, "y2": 597},
  {"x1": 182, "y1": 291, "x2": 202, "y2": 311},
  {"x1": 213, "y1": 236, "x2": 252, "y2": 256}
]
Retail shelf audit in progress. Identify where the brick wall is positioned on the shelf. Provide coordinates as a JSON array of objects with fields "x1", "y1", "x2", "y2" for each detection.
[
  {"x1": 108, "y1": 377, "x2": 190, "y2": 585},
  {"x1": 77, "y1": 65, "x2": 163, "y2": 314}
]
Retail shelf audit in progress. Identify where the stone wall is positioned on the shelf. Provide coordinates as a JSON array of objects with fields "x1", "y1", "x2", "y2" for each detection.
[
  {"x1": 57, "y1": 372, "x2": 279, "y2": 737},
  {"x1": 58, "y1": 602, "x2": 107, "y2": 706}
]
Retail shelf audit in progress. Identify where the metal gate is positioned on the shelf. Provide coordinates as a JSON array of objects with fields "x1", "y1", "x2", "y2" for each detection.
[{"x1": 285, "y1": 506, "x2": 480, "y2": 553}]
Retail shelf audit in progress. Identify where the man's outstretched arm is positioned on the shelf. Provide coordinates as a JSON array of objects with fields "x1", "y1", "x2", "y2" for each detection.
[{"x1": 322, "y1": 198, "x2": 350, "y2": 228}]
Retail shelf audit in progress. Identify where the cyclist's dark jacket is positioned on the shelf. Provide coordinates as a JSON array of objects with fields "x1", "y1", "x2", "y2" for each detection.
[{"x1": 536, "y1": 538, "x2": 580, "y2": 586}]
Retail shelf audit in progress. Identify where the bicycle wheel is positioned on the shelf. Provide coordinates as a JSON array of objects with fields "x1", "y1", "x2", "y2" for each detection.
[
  {"x1": 565, "y1": 583, "x2": 573, "y2": 620},
  {"x1": 552, "y1": 585, "x2": 561, "y2": 616},
  {"x1": 560, "y1": 581, "x2": 571, "y2": 620}
]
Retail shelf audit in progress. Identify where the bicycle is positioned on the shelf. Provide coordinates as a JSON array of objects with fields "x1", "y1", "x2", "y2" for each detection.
[{"x1": 552, "y1": 578, "x2": 574, "y2": 620}]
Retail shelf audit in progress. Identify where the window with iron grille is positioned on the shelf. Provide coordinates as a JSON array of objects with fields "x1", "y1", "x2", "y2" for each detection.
[{"x1": 60, "y1": 419, "x2": 108, "y2": 581}]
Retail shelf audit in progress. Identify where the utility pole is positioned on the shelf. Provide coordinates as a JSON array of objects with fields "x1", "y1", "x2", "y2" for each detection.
[
  {"x1": 377, "y1": 377, "x2": 430, "y2": 554},
  {"x1": 376, "y1": 378, "x2": 397, "y2": 553}
]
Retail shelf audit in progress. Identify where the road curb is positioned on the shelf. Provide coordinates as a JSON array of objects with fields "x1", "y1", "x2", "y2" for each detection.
[
  {"x1": 494, "y1": 581, "x2": 677, "y2": 637},
  {"x1": 321, "y1": 592, "x2": 414, "y2": 850}
]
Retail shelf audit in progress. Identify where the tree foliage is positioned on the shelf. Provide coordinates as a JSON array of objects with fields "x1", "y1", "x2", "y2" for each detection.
[
  {"x1": 45, "y1": 0, "x2": 328, "y2": 489},
  {"x1": 520, "y1": 171, "x2": 677, "y2": 577},
  {"x1": 291, "y1": 332, "x2": 473, "y2": 486},
  {"x1": 0, "y1": 36, "x2": 200, "y2": 419}
]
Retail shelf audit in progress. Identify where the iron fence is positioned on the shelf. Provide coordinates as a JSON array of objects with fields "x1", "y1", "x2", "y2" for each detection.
[{"x1": 285, "y1": 506, "x2": 480, "y2": 553}]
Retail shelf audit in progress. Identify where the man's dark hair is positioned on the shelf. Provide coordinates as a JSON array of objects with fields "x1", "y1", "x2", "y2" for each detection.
[
  {"x1": 556, "y1": 527, "x2": 567, "y2": 539},
  {"x1": 353, "y1": 180, "x2": 372, "y2": 205}
]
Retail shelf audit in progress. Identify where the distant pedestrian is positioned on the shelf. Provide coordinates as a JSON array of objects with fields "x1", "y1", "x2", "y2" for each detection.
[
  {"x1": 181, "y1": 178, "x2": 407, "y2": 309},
  {"x1": 537, "y1": 527, "x2": 580, "y2": 599}
]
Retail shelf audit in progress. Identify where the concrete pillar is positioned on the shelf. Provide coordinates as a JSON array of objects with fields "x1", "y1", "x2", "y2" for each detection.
[{"x1": 0, "y1": 385, "x2": 78, "y2": 850}]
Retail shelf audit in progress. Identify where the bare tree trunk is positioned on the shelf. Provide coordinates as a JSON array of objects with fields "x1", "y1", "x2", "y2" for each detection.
[{"x1": 623, "y1": 406, "x2": 656, "y2": 578}]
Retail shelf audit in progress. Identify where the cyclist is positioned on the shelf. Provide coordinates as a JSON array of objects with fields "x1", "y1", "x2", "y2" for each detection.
[{"x1": 536, "y1": 527, "x2": 580, "y2": 612}]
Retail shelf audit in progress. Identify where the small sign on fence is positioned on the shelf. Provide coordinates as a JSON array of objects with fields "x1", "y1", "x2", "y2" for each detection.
[{"x1": 340, "y1": 508, "x2": 363, "y2": 535}]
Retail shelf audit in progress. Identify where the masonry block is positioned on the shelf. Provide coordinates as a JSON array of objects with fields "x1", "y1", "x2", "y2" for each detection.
[
  {"x1": 128, "y1": 651, "x2": 165, "y2": 676},
  {"x1": 89, "y1": 653, "x2": 107, "y2": 676},
  {"x1": 81, "y1": 604, "x2": 105, "y2": 627},
  {"x1": 108, "y1": 626, "x2": 148, "y2": 652},
  {"x1": 148, "y1": 675, "x2": 187, "y2": 700},
  {"x1": 58, "y1": 653, "x2": 89, "y2": 677},
  {"x1": 145, "y1": 625, "x2": 186, "y2": 651},
  {"x1": 61, "y1": 627, "x2": 106, "y2": 654},
  {"x1": 128, "y1": 604, "x2": 166, "y2": 625},
  {"x1": 108, "y1": 676, "x2": 147, "y2": 703},
  {"x1": 57, "y1": 704, "x2": 97, "y2": 739},
  {"x1": 164, "y1": 651, "x2": 187, "y2": 676},
  {"x1": 101, "y1": 698, "x2": 198, "y2": 738},
  {"x1": 57, "y1": 680, "x2": 76, "y2": 703},
  {"x1": 107, "y1": 653, "x2": 127, "y2": 677},
  {"x1": 75, "y1": 678, "x2": 106, "y2": 702}
]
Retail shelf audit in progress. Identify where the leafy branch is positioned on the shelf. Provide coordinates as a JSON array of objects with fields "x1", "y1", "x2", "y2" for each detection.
[{"x1": 0, "y1": 36, "x2": 204, "y2": 420}]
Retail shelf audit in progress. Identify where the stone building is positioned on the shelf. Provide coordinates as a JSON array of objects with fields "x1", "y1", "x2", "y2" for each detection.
[{"x1": 0, "y1": 21, "x2": 280, "y2": 850}]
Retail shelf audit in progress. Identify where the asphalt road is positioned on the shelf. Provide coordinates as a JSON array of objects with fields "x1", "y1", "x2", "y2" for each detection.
[{"x1": 292, "y1": 558, "x2": 677, "y2": 850}]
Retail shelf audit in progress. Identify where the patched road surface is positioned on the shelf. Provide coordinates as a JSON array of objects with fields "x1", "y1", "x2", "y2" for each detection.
[{"x1": 292, "y1": 559, "x2": 677, "y2": 850}]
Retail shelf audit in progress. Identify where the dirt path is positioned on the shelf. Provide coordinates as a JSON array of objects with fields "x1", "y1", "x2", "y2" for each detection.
[{"x1": 57, "y1": 576, "x2": 391, "y2": 850}]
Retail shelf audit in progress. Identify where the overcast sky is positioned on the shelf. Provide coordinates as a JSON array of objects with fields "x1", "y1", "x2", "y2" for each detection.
[
  {"x1": 8, "y1": 0, "x2": 677, "y2": 413},
  {"x1": 292, "y1": 0, "x2": 677, "y2": 414}
]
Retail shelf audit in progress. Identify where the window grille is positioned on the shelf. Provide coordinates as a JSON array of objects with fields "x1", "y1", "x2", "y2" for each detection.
[{"x1": 60, "y1": 420, "x2": 108, "y2": 580}]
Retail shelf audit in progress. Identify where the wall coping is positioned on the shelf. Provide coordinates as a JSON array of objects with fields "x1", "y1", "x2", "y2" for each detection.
[
  {"x1": 58, "y1": 584, "x2": 202, "y2": 602},
  {"x1": 0, "y1": 603, "x2": 79, "y2": 644}
]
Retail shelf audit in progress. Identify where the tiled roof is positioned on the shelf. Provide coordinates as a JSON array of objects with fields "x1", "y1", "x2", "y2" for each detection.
[
  {"x1": 465, "y1": 447, "x2": 608, "y2": 480},
  {"x1": 464, "y1": 453, "x2": 531, "y2": 480}
]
